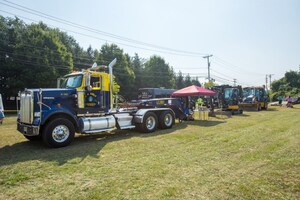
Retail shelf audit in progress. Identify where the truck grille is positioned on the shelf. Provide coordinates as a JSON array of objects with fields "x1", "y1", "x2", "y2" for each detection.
[{"x1": 20, "y1": 91, "x2": 34, "y2": 124}]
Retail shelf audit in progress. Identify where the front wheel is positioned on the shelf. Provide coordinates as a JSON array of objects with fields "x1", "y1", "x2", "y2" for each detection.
[{"x1": 42, "y1": 118, "x2": 75, "y2": 148}]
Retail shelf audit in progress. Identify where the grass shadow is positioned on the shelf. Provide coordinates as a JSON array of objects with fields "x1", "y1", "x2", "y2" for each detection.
[
  {"x1": 265, "y1": 108, "x2": 279, "y2": 112},
  {"x1": 236, "y1": 113, "x2": 250, "y2": 117},
  {"x1": 187, "y1": 120, "x2": 226, "y2": 127},
  {"x1": 0, "y1": 122, "x2": 188, "y2": 166}
]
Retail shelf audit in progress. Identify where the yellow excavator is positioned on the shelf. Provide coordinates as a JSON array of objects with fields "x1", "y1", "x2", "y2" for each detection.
[{"x1": 238, "y1": 86, "x2": 268, "y2": 111}]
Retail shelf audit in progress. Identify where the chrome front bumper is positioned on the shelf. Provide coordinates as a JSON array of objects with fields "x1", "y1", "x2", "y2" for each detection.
[{"x1": 17, "y1": 122, "x2": 40, "y2": 136}]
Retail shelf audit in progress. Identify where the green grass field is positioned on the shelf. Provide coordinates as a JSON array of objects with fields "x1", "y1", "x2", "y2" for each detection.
[{"x1": 0, "y1": 105, "x2": 299, "y2": 199}]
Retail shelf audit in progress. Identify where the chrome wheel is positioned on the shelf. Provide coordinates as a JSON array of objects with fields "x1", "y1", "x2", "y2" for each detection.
[
  {"x1": 52, "y1": 125, "x2": 70, "y2": 143},
  {"x1": 146, "y1": 116, "x2": 156, "y2": 130},
  {"x1": 164, "y1": 113, "x2": 173, "y2": 127}
]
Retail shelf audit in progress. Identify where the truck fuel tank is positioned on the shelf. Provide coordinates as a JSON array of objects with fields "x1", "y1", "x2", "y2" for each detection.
[{"x1": 79, "y1": 115, "x2": 116, "y2": 133}]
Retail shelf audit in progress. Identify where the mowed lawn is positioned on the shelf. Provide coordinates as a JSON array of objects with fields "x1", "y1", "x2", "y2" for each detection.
[{"x1": 0, "y1": 106, "x2": 299, "y2": 199}]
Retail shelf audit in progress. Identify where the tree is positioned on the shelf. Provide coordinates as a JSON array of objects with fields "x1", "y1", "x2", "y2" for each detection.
[
  {"x1": 17, "y1": 23, "x2": 73, "y2": 86},
  {"x1": 191, "y1": 77, "x2": 201, "y2": 86},
  {"x1": 204, "y1": 80, "x2": 215, "y2": 88},
  {"x1": 55, "y1": 30, "x2": 92, "y2": 70},
  {"x1": 129, "y1": 53, "x2": 144, "y2": 99},
  {"x1": 96, "y1": 43, "x2": 135, "y2": 99},
  {"x1": 284, "y1": 71, "x2": 300, "y2": 88},
  {"x1": 270, "y1": 70, "x2": 300, "y2": 100},
  {"x1": 175, "y1": 71, "x2": 185, "y2": 89},
  {"x1": 271, "y1": 78, "x2": 285, "y2": 92},
  {"x1": 0, "y1": 17, "x2": 73, "y2": 102},
  {"x1": 184, "y1": 74, "x2": 192, "y2": 87},
  {"x1": 143, "y1": 55, "x2": 175, "y2": 89},
  {"x1": 0, "y1": 17, "x2": 26, "y2": 99}
]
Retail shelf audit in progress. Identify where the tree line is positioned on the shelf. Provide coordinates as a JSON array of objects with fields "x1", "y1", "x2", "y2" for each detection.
[
  {"x1": 270, "y1": 70, "x2": 300, "y2": 101},
  {"x1": 0, "y1": 16, "x2": 201, "y2": 104}
]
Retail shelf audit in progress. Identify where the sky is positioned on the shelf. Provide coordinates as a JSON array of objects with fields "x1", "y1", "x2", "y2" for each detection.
[{"x1": 1, "y1": 0, "x2": 299, "y2": 87}]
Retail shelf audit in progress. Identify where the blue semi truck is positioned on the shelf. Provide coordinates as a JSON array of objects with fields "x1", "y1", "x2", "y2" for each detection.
[{"x1": 17, "y1": 59, "x2": 176, "y2": 148}]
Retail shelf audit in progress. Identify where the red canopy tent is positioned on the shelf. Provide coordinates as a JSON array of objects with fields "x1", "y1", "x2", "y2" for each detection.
[{"x1": 171, "y1": 85, "x2": 216, "y2": 97}]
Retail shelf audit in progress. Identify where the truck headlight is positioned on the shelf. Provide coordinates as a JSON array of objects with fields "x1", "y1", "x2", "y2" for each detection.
[{"x1": 34, "y1": 112, "x2": 41, "y2": 117}]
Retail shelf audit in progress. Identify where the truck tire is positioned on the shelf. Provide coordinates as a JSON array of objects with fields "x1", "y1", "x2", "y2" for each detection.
[
  {"x1": 138, "y1": 112, "x2": 158, "y2": 133},
  {"x1": 262, "y1": 103, "x2": 268, "y2": 110},
  {"x1": 159, "y1": 111, "x2": 174, "y2": 129},
  {"x1": 42, "y1": 118, "x2": 75, "y2": 148},
  {"x1": 257, "y1": 104, "x2": 261, "y2": 111}
]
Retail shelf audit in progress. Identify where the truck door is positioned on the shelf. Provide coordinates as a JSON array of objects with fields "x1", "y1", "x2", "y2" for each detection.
[{"x1": 85, "y1": 75, "x2": 101, "y2": 107}]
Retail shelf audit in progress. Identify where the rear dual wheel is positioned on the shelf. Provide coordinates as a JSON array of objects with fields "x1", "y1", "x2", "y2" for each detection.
[
  {"x1": 159, "y1": 111, "x2": 174, "y2": 129},
  {"x1": 137, "y1": 111, "x2": 174, "y2": 133},
  {"x1": 136, "y1": 112, "x2": 158, "y2": 133}
]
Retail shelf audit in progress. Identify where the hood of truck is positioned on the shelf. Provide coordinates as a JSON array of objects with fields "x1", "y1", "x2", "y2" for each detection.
[{"x1": 29, "y1": 88, "x2": 77, "y2": 111}]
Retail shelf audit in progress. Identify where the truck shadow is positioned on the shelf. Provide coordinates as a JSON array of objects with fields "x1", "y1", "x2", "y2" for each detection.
[
  {"x1": 0, "y1": 122, "x2": 190, "y2": 166},
  {"x1": 188, "y1": 120, "x2": 226, "y2": 127}
]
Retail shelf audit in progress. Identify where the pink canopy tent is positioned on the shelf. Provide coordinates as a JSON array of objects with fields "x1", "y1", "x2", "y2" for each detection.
[{"x1": 171, "y1": 85, "x2": 216, "y2": 97}]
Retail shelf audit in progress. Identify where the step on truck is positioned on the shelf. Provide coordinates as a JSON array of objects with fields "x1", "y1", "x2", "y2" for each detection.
[{"x1": 17, "y1": 59, "x2": 176, "y2": 148}]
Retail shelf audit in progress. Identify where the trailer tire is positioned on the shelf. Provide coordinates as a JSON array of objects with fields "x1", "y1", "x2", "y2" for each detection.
[
  {"x1": 138, "y1": 112, "x2": 158, "y2": 133},
  {"x1": 159, "y1": 111, "x2": 174, "y2": 129},
  {"x1": 42, "y1": 118, "x2": 75, "y2": 148},
  {"x1": 257, "y1": 104, "x2": 261, "y2": 111}
]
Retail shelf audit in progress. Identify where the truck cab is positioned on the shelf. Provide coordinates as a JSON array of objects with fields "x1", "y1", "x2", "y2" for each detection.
[{"x1": 59, "y1": 68, "x2": 111, "y2": 114}]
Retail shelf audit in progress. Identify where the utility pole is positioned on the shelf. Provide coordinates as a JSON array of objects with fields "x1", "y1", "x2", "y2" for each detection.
[
  {"x1": 268, "y1": 74, "x2": 274, "y2": 90},
  {"x1": 203, "y1": 55, "x2": 213, "y2": 81},
  {"x1": 265, "y1": 75, "x2": 268, "y2": 92},
  {"x1": 233, "y1": 78, "x2": 237, "y2": 86},
  {"x1": 203, "y1": 54, "x2": 214, "y2": 115}
]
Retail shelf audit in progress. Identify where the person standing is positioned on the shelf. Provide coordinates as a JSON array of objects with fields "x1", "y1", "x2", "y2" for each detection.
[{"x1": 286, "y1": 96, "x2": 293, "y2": 108}]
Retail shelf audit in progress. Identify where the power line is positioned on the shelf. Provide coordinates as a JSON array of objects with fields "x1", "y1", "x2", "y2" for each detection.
[
  {"x1": 213, "y1": 56, "x2": 265, "y2": 76},
  {"x1": 0, "y1": 1, "x2": 209, "y2": 57},
  {"x1": 0, "y1": 9, "x2": 207, "y2": 58}
]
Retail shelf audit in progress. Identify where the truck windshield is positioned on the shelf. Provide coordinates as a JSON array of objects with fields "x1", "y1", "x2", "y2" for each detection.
[
  {"x1": 60, "y1": 75, "x2": 83, "y2": 88},
  {"x1": 224, "y1": 88, "x2": 233, "y2": 99},
  {"x1": 243, "y1": 88, "x2": 254, "y2": 97}
]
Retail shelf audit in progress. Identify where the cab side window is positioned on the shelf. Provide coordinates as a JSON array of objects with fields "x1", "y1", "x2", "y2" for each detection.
[{"x1": 91, "y1": 76, "x2": 101, "y2": 89}]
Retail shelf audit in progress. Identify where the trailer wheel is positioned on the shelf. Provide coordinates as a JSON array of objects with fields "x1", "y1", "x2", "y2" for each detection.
[
  {"x1": 42, "y1": 118, "x2": 75, "y2": 148},
  {"x1": 139, "y1": 112, "x2": 158, "y2": 133},
  {"x1": 159, "y1": 111, "x2": 174, "y2": 129}
]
